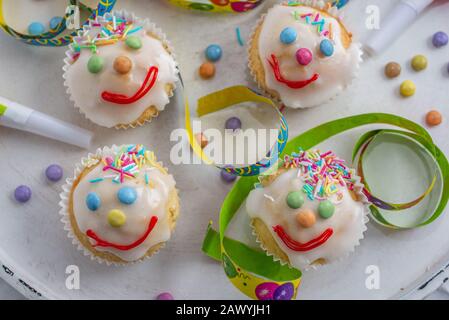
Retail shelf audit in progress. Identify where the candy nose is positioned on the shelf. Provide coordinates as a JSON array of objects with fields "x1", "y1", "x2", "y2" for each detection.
[
  {"x1": 108, "y1": 209, "x2": 127, "y2": 227},
  {"x1": 296, "y1": 209, "x2": 316, "y2": 228},
  {"x1": 296, "y1": 48, "x2": 313, "y2": 66},
  {"x1": 113, "y1": 56, "x2": 133, "y2": 75}
]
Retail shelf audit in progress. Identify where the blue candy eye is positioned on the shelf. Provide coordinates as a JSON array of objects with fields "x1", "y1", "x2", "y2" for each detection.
[
  {"x1": 319, "y1": 39, "x2": 334, "y2": 57},
  {"x1": 117, "y1": 187, "x2": 137, "y2": 205},
  {"x1": 280, "y1": 27, "x2": 297, "y2": 45},
  {"x1": 86, "y1": 192, "x2": 101, "y2": 211}
]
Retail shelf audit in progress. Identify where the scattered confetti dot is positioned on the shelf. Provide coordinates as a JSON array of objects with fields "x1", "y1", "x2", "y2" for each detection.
[
  {"x1": 400, "y1": 80, "x2": 416, "y2": 97},
  {"x1": 205, "y1": 44, "x2": 222, "y2": 62},
  {"x1": 385, "y1": 62, "x2": 401, "y2": 78},
  {"x1": 221, "y1": 170, "x2": 237, "y2": 183},
  {"x1": 45, "y1": 164, "x2": 63, "y2": 182},
  {"x1": 432, "y1": 31, "x2": 448, "y2": 48},
  {"x1": 156, "y1": 292, "x2": 174, "y2": 300},
  {"x1": 426, "y1": 110, "x2": 442, "y2": 127},
  {"x1": 14, "y1": 185, "x2": 32, "y2": 203},
  {"x1": 411, "y1": 55, "x2": 428, "y2": 71},
  {"x1": 199, "y1": 62, "x2": 215, "y2": 79},
  {"x1": 225, "y1": 117, "x2": 242, "y2": 131}
]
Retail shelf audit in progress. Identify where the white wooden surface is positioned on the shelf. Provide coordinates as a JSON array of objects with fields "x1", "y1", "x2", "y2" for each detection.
[{"x1": 0, "y1": 0, "x2": 449, "y2": 299}]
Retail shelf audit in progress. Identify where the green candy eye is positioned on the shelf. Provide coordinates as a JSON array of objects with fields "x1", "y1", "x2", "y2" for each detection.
[
  {"x1": 87, "y1": 55, "x2": 104, "y2": 74},
  {"x1": 286, "y1": 191, "x2": 304, "y2": 209},
  {"x1": 318, "y1": 200, "x2": 335, "y2": 219},
  {"x1": 125, "y1": 36, "x2": 142, "y2": 50}
]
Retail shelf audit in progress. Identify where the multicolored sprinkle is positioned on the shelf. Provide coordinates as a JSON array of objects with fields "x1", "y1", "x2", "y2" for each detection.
[
  {"x1": 282, "y1": 149, "x2": 354, "y2": 201},
  {"x1": 285, "y1": 1, "x2": 334, "y2": 40},
  {"x1": 88, "y1": 145, "x2": 165, "y2": 185},
  {"x1": 71, "y1": 14, "x2": 143, "y2": 60}
]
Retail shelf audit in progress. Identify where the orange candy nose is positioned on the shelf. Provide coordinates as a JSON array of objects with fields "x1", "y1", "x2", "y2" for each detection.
[
  {"x1": 296, "y1": 209, "x2": 316, "y2": 228},
  {"x1": 114, "y1": 56, "x2": 133, "y2": 74}
]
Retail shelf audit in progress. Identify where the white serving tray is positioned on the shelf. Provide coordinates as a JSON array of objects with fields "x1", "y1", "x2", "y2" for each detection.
[{"x1": 1, "y1": 0, "x2": 449, "y2": 299}]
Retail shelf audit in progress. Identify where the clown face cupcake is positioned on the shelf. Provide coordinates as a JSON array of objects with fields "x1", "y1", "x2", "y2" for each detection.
[
  {"x1": 60, "y1": 144, "x2": 180, "y2": 264},
  {"x1": 248, "y1": 1, "x2": 362, "y2": 109},
  {"x1": 246, "y1": 150, "x2": 368, "y2": 270},
  {"x1": 63, "y1": 11, "x2": 178, "y2": 129}
]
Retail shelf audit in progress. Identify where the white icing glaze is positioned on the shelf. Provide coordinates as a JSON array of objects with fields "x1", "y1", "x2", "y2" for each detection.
[
  {"x1": 65, "y1": 15, "x2": 178, "y2": 128},
  {"x1": 246, "y1": 169, "x2": 366, "y2": 270},
  {"x1": 72, "y1": 146, "x2": 177, "y2": 262},
  {"x1": 257, "y1": 4, "x2": 361, "y2": 109}
]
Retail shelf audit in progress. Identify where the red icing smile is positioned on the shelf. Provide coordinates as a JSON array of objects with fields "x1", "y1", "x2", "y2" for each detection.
[
  {"x1": 86, "y1": 216, "x2": 158, "y2": 251},
  {"x1": 268, "y1": 54, "x2": 319, "y2": 89},
  {"x1": 273, "y1": 225, "x2": 333, "y2": 252},
  {"x1": 101, "y1": 66, "x2": 159, "y2": 105}
]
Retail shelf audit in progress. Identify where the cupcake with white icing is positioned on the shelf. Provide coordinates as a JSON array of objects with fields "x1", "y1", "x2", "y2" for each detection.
[
  {"x1": 63, "y1": 11, "x2": 178, "y2": 129},
  {"x1": 59, "y1": 144, "x2": 180, "y2": 264},
  {"x1": 248, "y1": 1, "x2": 362, "y2": 109},
  {"x1": 246, "y1": 149, "x2": 368, "y2": 270}
]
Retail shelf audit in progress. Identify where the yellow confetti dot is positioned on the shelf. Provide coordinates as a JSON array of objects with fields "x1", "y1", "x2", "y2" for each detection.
[
  {"x1": 411, "y1": 55, "x2": 428, "y2": 71},
  {"x1": 400, "y1": 80, "x2": 416, "y2": 97}
]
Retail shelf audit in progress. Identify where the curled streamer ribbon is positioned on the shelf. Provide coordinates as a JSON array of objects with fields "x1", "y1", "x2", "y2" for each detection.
[
  {"x1": 185, "y1": 85, "x2": 288, "y2": 177},
  {"x1": 167, "y1": 0, "x2": 350, "y2": 13},
  {"x1": 166, "y1": 0, "x2": 265, "y2": 13},
  {"x1": 0, "y1": 0, "x2": 116, "y2": 46},
  {"x1": 202, "y1": 112, "x2": 448, "y2": 300},
  {"x1": 354, "y1": 130, "x2": 437, "y2": 212}
]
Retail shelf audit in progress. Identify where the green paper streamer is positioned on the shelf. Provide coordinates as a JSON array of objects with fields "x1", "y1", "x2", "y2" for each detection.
[{"x1": 203, "y1": 113, "x2": 448, "y2": 300}]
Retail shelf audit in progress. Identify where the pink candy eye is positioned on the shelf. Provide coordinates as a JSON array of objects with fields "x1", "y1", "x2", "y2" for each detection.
[{"x1": 296, "y1": 48, "x2": 313, "y2": 66}]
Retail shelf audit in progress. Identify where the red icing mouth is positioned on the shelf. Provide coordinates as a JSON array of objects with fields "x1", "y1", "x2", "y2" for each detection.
[
  {"x1": 101, "y1": 66, "x2": 159, "y2": 105},
  {"x1": 268, "y1": 54, "x2": 319, "y2": 89},
  {"x1": 86, "y1": 216, "x2": 158, "y2": 251},
  {"x1": 273, "y1": 225, "x2": 333, "y2": 252}
]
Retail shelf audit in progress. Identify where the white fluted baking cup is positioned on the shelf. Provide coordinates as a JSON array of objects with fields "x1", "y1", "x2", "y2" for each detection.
[
  {"x1": 250, "y1": 167, "x2": 370, "y2": 271},
  {"x1": 247, "y1": 1, "x2": 362, "y2": 109},
  {"x1": 63, "y1": 10, "x2": 179, "y2": 129},
  {"x1": 59, "y1": 145, "x2": 179, "y2": 266}
]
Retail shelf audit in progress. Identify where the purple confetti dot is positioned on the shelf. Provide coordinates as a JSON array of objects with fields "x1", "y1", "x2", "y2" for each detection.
[
  {"x1": 225, "y1": 117, "x2": 242, "y2": 131},
  {"x1": 156, "y1": 292, "x2": 174, "y2": 300},
  {"x1": 45, "y1": 164, "x2": 63, "y2": 182},
  {"x1": 432, "y1": 31, "x2": 448, "y2": 48},
  {"x1": 221, "y1": 170, "x2": 237, "y2": 183},
  {"x1": 14, "y1": 185, "x2": 32, "y2": 203}
]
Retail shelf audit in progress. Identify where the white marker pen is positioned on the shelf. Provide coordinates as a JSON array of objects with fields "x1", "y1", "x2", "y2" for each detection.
[
  {"x1": 0, "y1": 96, "x2": 93, "y2": 149},
  {"x1": 364, "y1": 0, "x2": 434, "y2": 55}
]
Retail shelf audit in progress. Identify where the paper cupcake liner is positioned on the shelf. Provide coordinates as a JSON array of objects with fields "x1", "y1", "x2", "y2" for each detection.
[
  {"x1": 250, "y1": 168, "x2": 370, "y2": 271},
  {"x1": 247, "y1": 1, "x2": 363, "y2": 109},
  {"x1": 62, "y1": 10, "x2": 179, "y2": 130},
  {"x1": 59, "y1": 145, "x2": 177, "y2": 266}
]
